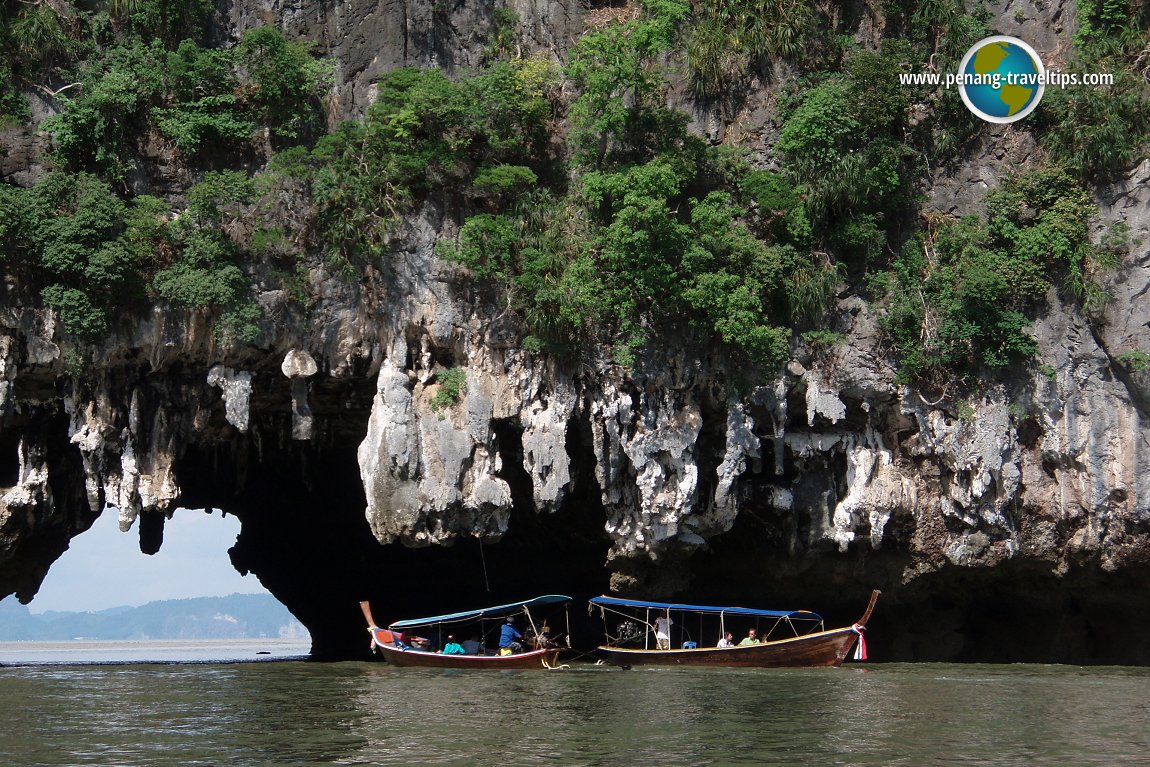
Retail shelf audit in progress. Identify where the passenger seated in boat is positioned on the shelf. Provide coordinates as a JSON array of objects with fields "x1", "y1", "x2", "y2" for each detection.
[
  {"x1": 400, "y1": 633, "x2": 430, "y2": 650},
  {"x1": 462, "y1": 635, "x2": 481, "y2": 654},
  {"x1": 441, "y1": 635, "x2": 467, "y2": 655},
  {"x1": 739, "y1": 628, "x2": 761, "y2": 646},
  {"x1": 717, "y1": 631, "x2": 735, "y2": 648},
  {"x1": 499, "y1": 617, "x2": 523, "y2": 655}
]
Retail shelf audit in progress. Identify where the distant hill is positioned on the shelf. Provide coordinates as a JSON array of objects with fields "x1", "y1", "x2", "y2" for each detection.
[{"x1": 0, "y1": 594, "x2": 309, "y2": 641}]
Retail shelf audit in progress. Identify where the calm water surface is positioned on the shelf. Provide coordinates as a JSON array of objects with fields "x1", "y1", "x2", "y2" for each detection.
[{"x1": 2, "y1": 647, "x2": 1149, "y2": 766}]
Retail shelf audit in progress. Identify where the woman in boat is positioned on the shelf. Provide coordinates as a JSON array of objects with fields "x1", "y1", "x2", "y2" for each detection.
[
  {"x1": 717, "y1": 631, "x2": 735, "y2": 648},
  {"x1": 442, "y1": 635, "x2": 466, "y2": 655}
]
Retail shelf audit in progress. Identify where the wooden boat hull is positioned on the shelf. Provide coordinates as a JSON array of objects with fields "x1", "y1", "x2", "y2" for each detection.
[
  {"x1": 374, "y1": 642, "x2": 562, "y2": 669},
  {"x1": 597, "y1": 626, "x2": 862, "y2": 668}
]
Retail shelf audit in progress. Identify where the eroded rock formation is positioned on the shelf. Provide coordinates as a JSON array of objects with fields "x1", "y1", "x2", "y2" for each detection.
[{"x1": 2, "y1": 0, "x2": 1150, "y2": 662}]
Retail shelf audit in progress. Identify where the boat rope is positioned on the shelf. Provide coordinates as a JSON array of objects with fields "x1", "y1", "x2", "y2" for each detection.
[
  {"x1": 851, "y1": 624, "x2": 868, "y2": 661},
  {"x1": 541, "y1": 657, "x2": 571, "y2": 671},
  {"x1": 477, "y1": 537, "x2": 491, "y2": 592},
  {"x1": 560, "y1": 648, "x2": 604, "y2": 664},
  {"x1": 524, "y1": 608, "x2": 540, "y2": 643}
]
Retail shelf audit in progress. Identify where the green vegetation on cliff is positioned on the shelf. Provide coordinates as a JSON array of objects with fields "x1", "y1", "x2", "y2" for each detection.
[
  {"x1": 1, "y1": 0, "x2": 1147, "y2": 389},
  {"x1": 44, "y1": 27, "x2": 329, "y2": 177},
  {"x1": 3, "y1": 172, "x2": 155, "y2": 341},
  {"x1": 875, "y1": 166, "x2": 1118, "y2": 386},
  {"x1": 0, "y1": 5, "x2": 328, "y2": 345},
  {"x1": 1, "y1": 168, "x2": 267, "y2": 344},
  {"x1": 440, "y1": 0, "x2": 852, "y2": 366},
  {"x1": 1034, "y1": 0, "x2": 1150, "y2": 180},
  {"x1": 280, "y1": 59, "x2": 558, "y2": 266}
]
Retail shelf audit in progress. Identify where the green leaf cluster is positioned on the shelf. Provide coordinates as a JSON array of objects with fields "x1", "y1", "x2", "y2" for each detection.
[
  {"x1": 283, "y1": 58, "x2": 559, "y2": 262},
  {"x1": 45, "y1": 28, "x2": 330, "y2": 176},
  {"x1": 152, "y1": 171, "x2": 262, "y2": 343},
  {"x1": 152, "y1": 229, "x2": 249, "y2": 305},
  {"x1": 444, "y1": 143, "x2": 839, "y2": 368},
  {"x1": 439, "y1": 189, "x2": 600, "y2": 350},
  {"x1": 484, "y1": 8, "x2": 522, "y2": 62},
  {"x1": 236, "y1": 26, "x2": 334, "y2": 144},
  {"x1": 565, "y1": 0, "x2": 688, "y2": 167},
  {"x1": 1036, "y1": 65, "x2": 1149, "y2": 183},
  {"x1": 0, "y1": 169, "x2": 262, "y2": 345},
  {"x1": 0, "y1": 172, "x2": 162, "y2": 342},
  {"x1": 879, "y1": 0, "x2": 991, "y2": 158},
  {"x1": 44, "y1": 43, "x2": 166, "y2": 179},
  {"x1": 775, "y1": 43, "x2": 918, "y2": 263},
  {"x1": 434, "y1": 1, "x2": 851, "y2": 369},
  {"x1": 122, "y1": 0, "x2": 215, "y2": 48},
  {"x1": 1074, "y1": 0, "x2": 1145, "y2": 54},
  {"x1": 430, "y1": 367, "x2": 468, "y2": 411},
  {"x1": 1033, "y1": 0, "x2": 1150, "y2": 182},
  {"x1": 471, "y1": 165, "x2": 539, "y2": 203},
  {"x1": 877, "y1": 166, "x2": 1109, "y2": 383},
  {"x1": 0, "y1": 1, "x2": 75, "y2": 123},
  {"x1": 685, "y1": 0, "x2": 815, "y2": 95},
  {"x1": 1116, "y1": 349, "x2": 1150, "y2": 372}
]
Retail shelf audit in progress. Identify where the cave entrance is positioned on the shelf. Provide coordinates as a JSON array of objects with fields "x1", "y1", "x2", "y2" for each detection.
[
  {"x1": 168, "y1": 392, "x2": 614, "y2": 660},
  {"x1": 26, "y1": 507, "x2": 305, "y2": 641},
  {"x1": 355, "y1": 412, "x2": 614, "y2": 656}
]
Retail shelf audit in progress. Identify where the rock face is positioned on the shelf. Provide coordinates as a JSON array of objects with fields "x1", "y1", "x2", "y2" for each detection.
[
  {"x1": 225, "y1": 0, "x2": 583, "y2": 121},
  {"x1": 3, "y1": 0, "x2": 1150, "y2": 663}
]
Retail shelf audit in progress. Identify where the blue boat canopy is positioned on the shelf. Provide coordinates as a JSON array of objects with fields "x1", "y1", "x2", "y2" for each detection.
[
  {"x1": 589, "y1": 595, "x2": 822, "y2": 622},
  {"x1": 388, "y1": 595, "x2": 572, "y2": 629}
]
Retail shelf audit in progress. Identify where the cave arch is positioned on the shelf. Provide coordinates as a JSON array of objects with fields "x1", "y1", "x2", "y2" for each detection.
[{"x1": 170, "y1": 404, "x2": 614, "y2": 659}]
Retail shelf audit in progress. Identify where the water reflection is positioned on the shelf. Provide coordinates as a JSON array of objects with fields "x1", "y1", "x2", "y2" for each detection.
[
  {"x1": 4, "y1": 661, "x2": 1150, "y2": 766},
  {"x1": 1, "y1": 663, "x2": 371, "y2": 767}
]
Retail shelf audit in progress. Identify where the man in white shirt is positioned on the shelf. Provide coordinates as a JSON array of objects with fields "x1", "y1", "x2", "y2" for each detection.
[{"x1": 654, "y1": 612, "x2": 673, "y2": 650}]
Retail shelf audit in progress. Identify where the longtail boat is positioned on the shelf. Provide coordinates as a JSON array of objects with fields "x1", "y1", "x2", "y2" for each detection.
[
  {"x1": 590, "y1": 589, "x2": 880, "y2": 668},
  {"x1": 358, "y1": 595, "x2": 571, "y2": 669}
]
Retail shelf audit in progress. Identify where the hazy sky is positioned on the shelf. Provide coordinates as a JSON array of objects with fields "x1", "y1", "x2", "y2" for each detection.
[{"x1": 29, "y1": 508, "x2": 270, "y2": 614}]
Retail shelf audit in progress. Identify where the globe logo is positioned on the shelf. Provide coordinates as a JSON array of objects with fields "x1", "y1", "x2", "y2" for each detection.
[{"x1": 957, "y1": 36, "x2": 1045, "y2": 123}]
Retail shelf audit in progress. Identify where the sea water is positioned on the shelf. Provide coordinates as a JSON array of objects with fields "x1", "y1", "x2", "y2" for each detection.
[
  {"x1": 0, "y1": 639, "x2": 311, "y2": 665},
  {"x1": 2, "y1": 643, "x2": 1149, "y2": 766}
]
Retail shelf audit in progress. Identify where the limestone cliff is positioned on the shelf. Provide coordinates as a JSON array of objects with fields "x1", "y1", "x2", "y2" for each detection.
[{"x1": 2, "y1": 0, "x2": 1150, "y2": 662}]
